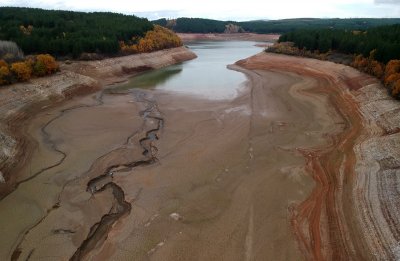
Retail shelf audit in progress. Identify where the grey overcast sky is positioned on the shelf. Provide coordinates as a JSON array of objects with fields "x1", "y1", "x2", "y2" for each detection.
[{"x1": 1, "y1": 0, "x2": 400, "y2": 21}]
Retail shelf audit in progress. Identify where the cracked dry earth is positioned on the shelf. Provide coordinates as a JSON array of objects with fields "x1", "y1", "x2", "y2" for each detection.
[{"x1": 2, "y1": 52, "x2": 400, "y2": 261}]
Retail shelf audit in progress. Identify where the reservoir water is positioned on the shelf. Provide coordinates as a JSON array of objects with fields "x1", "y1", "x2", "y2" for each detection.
[{"x1": 116, "y1": 41, "x2": 264, "y2": 99}]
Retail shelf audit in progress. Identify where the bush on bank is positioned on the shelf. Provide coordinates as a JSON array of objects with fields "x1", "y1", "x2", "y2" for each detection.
[{"x1": 0, "y1": 54, "x2": 59, "y2": 86}]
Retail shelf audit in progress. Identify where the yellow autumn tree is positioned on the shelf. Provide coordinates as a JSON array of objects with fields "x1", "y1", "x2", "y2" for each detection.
[
  {"x1": 0, "y1": 59, "x2": 7, "y2": 68},
  {"x1": 11, "y1": 61, "x2": 32, "y2": 81},
  {"x1": 392, "y1": 79, "x2": 400, "y2": 97},
  {"x1": 123, "y1": 25, "x2": 183, "y2": 54},
  {"x1": 35, "y1": 54, "x2": 58, "y2": 75},
  {"x1": 352, "y1": 55, "x2": 368, "y2": 71},
  {"x1": 0, "y1": 65, "x2": 11, "y2": 85},
  {"x1": 351, "y1": 52, "x2": 385, "y2": 79},
  {"x1": 369, "y1": 60, "x2": 384, "y2": 79},
  {"x1": 384, "y1": 60, "x2": 400, "y2": 86},
  {"x1": 385, "y1": 73, "x2": 400, "y2": 86},
  {"x1": 137, "y1": 38, "x2": 154, "y2": 53}
]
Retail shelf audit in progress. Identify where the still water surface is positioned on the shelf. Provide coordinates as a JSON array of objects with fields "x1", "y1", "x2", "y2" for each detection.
[{"x1": 117, "y1": 41, "x2": 263, "y2": 99}]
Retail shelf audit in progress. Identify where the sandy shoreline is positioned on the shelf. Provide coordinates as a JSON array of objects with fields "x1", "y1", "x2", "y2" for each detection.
[{"x1": 1, "y1": 47, "x2": 399, "y2": 260}]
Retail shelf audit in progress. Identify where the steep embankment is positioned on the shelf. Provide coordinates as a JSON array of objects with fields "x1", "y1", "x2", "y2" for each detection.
[
  {"x1": 237, "y1": 52, "x2": 400, "y2": 260},
  {"x1": 0, "y1": 47, "x2": 196, "y2": 198}
]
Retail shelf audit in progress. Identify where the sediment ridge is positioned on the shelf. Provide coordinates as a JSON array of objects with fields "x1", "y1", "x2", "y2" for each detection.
[{"x1": 237, "y1": 52, "x2": 400, "y2": 260}]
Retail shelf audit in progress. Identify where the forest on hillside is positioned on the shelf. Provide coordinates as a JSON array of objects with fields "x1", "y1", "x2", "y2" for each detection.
[
  {"x1": 0, "y1": 7, "x2": 154, "y2": 57},
  {"x1": 278, "y1": 24, "x2": 400, "y2": 63},
  {"x1": 153, "y1": 17, "x2": 400, "y2": 34},
  {"x1": 272, "y1": 24, "x2": 400, "y2": 98},
  {"x1": 0, "y1": 8, "x2": 183, "y2": 86}
]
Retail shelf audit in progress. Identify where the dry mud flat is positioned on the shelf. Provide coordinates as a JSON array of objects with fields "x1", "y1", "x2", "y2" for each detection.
[
  {"x1": 1, "y1": 50, "x2": 399, "y2": 260},
  {"x1": 2, "y1": 52, "x2": 336, "y2": 260},
  {"x1": 0, "y1": 47, "x2": 197, "y2": 260},
  {"x1": 0, "y1": 46, "x2": 196, "y2": 197}
]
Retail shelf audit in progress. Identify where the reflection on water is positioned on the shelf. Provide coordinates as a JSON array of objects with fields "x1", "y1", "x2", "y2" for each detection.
[
  {"x1": 118, "y1": 41, "x2": 263, "y2": 100},
  {"x1": 115, "y1": 66, "x2": 183, "y2": 91}
]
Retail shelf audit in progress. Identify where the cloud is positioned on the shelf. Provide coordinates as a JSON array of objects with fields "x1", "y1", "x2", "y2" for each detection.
[
  {"x1": 375, "y1": 0, "x2": 400, "y2": 4},
  {"x1": 1, "y1": 0, "x2": 399, "y2": 20},
  {"x1": 133, "y1": 10, "x2": 182, "y2": 20}
]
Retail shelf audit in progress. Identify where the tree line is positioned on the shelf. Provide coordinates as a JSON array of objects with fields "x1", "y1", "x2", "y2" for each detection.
[
  {"x1": 153, "y1": 17, "x2": 400, "y2": 34},
  {"x1": 0, "y1": 7, "x2": 154, "y2": 58},
  {"x1": 271, "y1": 24, "x2": 400, "y2": 98},
  {"x1": 278, "y1": 24, "x2": 400, "y2": 63}
]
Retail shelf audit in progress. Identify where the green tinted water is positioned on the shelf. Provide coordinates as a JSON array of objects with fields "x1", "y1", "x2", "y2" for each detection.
[{"x1": 117, "y1": 41, "x2": 263, "y2": 99}]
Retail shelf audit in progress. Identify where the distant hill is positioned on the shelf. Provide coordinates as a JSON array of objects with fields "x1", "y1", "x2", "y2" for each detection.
[
  {"x1": 153, "y1": 17, "x2": 400, "y2": 34},
  {"x1": 0, "y1": 7, "x2": 154, "y2": 57}
]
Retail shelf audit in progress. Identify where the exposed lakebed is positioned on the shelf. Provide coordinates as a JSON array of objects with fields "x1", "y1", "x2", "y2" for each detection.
[
  {"x1": 1, "y1": 41, "x2": 268, "y2": 260},
  {"x1": 2, "y1": 39, "x2": 397, "y2": 260}
]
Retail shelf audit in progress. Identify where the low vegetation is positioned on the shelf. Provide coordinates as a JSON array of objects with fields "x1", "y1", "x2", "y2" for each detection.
[
  {"x1": 269, "y1": 24, "x2": 400, "y2": 98},
  {"x1": 0, "y1": 54, "x2": 59, "y2": 86}
]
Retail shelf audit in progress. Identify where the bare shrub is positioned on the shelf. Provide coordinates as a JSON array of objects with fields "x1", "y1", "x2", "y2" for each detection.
[{"x1": 0, "y1": 41, "x2": 24, "y2": 62}]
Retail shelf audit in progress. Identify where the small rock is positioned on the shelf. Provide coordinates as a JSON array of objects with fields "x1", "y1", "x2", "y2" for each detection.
[{"x1": 169, "y1": 212, "x2": 182, "y2": 221}]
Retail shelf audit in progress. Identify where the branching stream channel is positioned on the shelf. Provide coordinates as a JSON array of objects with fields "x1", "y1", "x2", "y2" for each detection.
[
  {"x1": 71, "y1": 89, "x2": 163, "y2": 260},
  {"x1": 12, "y1": 87, "x2": 164, "y2": 261}
]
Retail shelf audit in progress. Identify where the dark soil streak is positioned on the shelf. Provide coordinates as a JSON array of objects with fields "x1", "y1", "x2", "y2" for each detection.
[
  {"x1": 70, "y1": 90, "x2": 163, "y2": 260},
  {"x1": 10, "y1": 93, "x2": 106, "y2": 260},
  {"x1": 9, "y1": 92, "x2": 105, "y2": 193}
]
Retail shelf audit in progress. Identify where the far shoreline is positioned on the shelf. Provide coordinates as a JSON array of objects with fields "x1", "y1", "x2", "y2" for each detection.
[{"x1": 177, "y1": 32, "x2": 280, "y2": 42}]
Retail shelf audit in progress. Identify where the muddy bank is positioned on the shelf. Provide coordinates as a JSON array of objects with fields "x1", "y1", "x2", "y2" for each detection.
[
  {"x1": 62, "y1": 46, "x2": 197, "y2": 85},
  {"x1": 0, "y1": 47, "x2": 196, "y2": 197},
  {"x1": 0, "y1": 72, "x2": 100, "y2": 197},
  {"x1": 237, "y1": 52, "x2": 400, "y2": 260},
  {"x1": 178, "y1": 33, "x2": 279, "y2": 42}
]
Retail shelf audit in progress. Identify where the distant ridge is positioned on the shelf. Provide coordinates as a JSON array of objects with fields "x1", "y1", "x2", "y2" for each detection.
[{"x1": 153, "y1": 17, "x2": 400, "y2": 34}]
